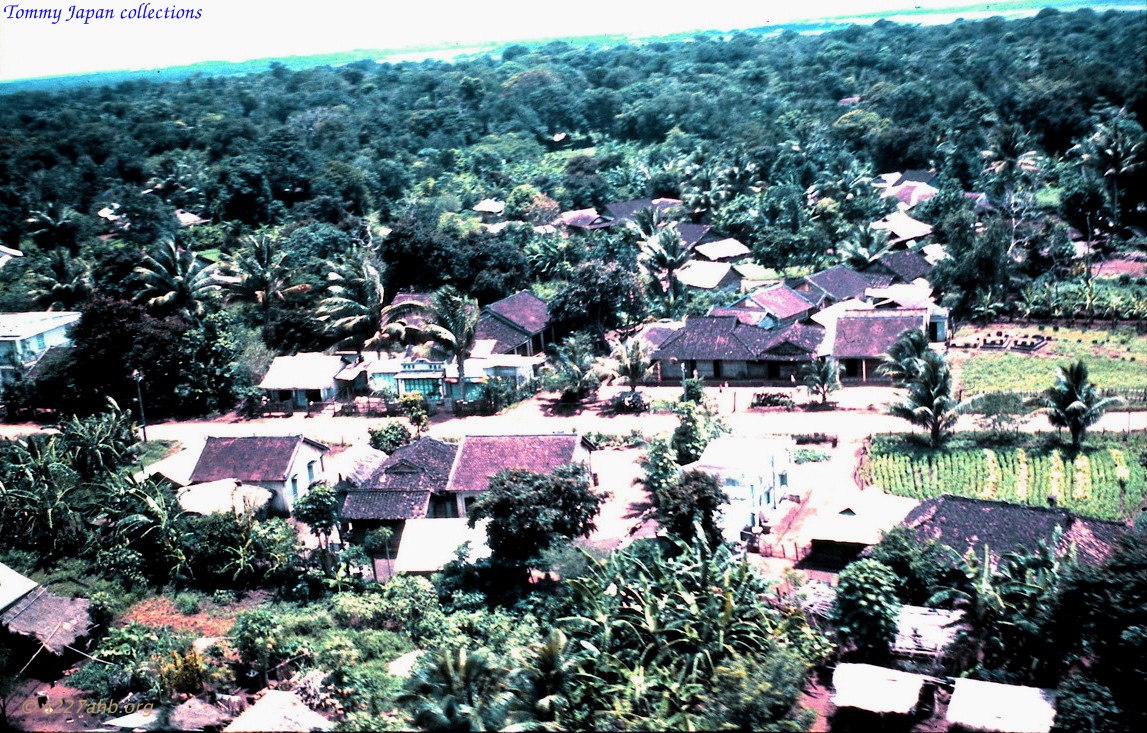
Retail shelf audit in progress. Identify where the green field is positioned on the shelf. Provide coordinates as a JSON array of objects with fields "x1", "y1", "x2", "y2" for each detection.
[
  {"x1": 953, "y1": 325, "x2": 1147, "y2": 395},
  {"x1": 862, "y1": 434, "x2": 1147, "y2": 521}
]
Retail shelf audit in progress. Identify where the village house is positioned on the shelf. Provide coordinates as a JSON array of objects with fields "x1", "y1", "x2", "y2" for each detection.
[
  {"x1": 712, "y1": 283, "x2": 815, "y2": 328},
  {"x1": 693, "y1": 237, "x2": 752, "y2": 263},
  {"x1": 0, "y1": 311, "x2": 81, "y2": 386},
  {"x1": 258, "y1": 352, "x2": 348, "y2": 410},
  {"x1": 474, "y1": 289, "x2": 554, "y2": 356},
  {"x1": 832, "y1": 308, "x2": 933, "y2": 382},
  {"x1": 651, "y1": 315, "x2": 824, "y2": 381},
  {"x1": 363, "y1": 346, "x2": 543, "y2": 405},
  {"x1": 790, "y1": 265, "x2": 873, "y2": 307},
  {"x1": 186, "y1": 435, "x2": 330, "y2": 515}
]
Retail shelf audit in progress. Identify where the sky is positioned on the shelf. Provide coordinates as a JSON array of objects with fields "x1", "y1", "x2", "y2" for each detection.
[{"x1": 0, "y1": 1, "x2": 1097, "y2": 82}]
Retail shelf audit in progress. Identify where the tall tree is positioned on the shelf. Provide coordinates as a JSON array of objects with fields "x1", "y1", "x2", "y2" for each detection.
[
  {"x1": 801, "y1": 357, "x2": 841, "y2": 405},
  {"x1": 1030, "y1": 360, "x2": 1123, "y2": 449},
  {"x1": 218, "y1": 233, "x2": 309, "y2": 326},
  {"x1": 1071, "y1": 107, "x2": 1145, "y2": 236},
  {"x1": 28, "y1": 249, "x2": 94, "y2": 310},
  {"x1": 610, "y1": 337, "x2": 652, "y2": 393},
  {"x1": 831, "y1": 558, "x2": 901, "y2": 660},
  {"x1": 316, "y1": 249, "x2": 389, "y2": 352}
]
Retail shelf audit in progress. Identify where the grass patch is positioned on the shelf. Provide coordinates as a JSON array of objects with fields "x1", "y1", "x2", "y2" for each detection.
[
  {"x1": 861, "y1": 432, "x2": 1147, "y2": 521},
  {"x1": 134, "y1": 439, "x2": 180, "y2": 467},
  {"x1": 952, "y1": 324, "x2": 1147, "y2": 395}
]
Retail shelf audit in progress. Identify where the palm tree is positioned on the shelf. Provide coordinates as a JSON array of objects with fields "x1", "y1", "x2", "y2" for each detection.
[
  {"x1": 25, "y1": 202, "x2": 83, "y2": 252},
  {"x1": 1072, "y1": 106, "x2": 1145, "y2": 235},
  {"x1": 28, "y1": 249, "x2": 94, "y2": 310},
  {"x1": 610, "y1": 338, "x2": 652, "y2": 393},
  {"x1": 1029, "y1": 360, "x2": 1123, "y2": 449},
  {"x1": 642, "y1": 228, "x2": 694, "y2": 318},
  {"x1": 981, "y1": 123, "x2": 1044, "y2": 191},
  {"x1": 132, "y1": 238, "x2": 219, "y2": 321},
  {"x1": 887, "y1": 350, "x2": 969, "y2": 448},
  {"x1": 386, "y1": 286, "x2": 480, "y2": 403},
  {"x1": 218, "y1": 234, "x2": 309, "y2": 325},
  {"x1": 316, "y1": 250, "x2": 389, "y2": 352},
  {"x1": 801, "y1": 358, "x2": 841, "y2": 405},
  {"x1": 877, "y1": 328, "x2": 931, "y2": 386},
  {"x1": 837, "y1": 225, "x2": 894, "y2": 270},
  {"x1": 398, "y1": 646, "x2": 512, "y2": 732},
  {"x1": 508, "y1": 629, "x2": 574, "y2": 729}
]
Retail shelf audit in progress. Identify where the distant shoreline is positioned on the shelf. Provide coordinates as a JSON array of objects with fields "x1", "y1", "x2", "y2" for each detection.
[{"x1": 1, "y1": 1, "x2": 1141, "y2": 93}]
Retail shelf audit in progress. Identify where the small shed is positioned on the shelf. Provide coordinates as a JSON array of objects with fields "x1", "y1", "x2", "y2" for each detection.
[
  {"x1": 223, "y1": 690, "x2": 332, "y2": 732},
  {"x1": 393, "y1": 518, "x2": 490, "y2": 574},
  {"x1": 832, "y1": 662, "x2": 933, "y2": 715},
  {"x1": 894, "y1": 605, "x2": 962, "y2": 658},
  {"x1": 946, "y1": 678, "x2": 1057, "y2": 733}
]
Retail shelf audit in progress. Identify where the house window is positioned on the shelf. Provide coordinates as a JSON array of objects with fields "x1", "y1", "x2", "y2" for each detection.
[
  {"x1": 402, "y1": 378, "x2": 442, "y2": 399},
  {"x1": 305, "y1": 389, "x2": 322, "y2": 403},
  {"x1": 779, "y1": 472, "x2": 788, "y2": 487},
  {"x1": 291, "y1": 475, "x2": 299, "y2": 501},
  {"x1": 32, "y1": 334, "x2": 46, "y2": 352},
  {"x1": 307, "y1": 460, "x2": 316, "y2": 483}
]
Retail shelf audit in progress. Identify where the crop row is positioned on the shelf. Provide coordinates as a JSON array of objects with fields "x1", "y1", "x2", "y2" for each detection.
[{"x1": 863, "y1": 441, "x2": 1146, "y2": 521}]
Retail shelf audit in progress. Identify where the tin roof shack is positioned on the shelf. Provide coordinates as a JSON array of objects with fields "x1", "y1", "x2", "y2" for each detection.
[
  {"x1": 946, "y1": 678, "x2": 1056, "y2": 733},
  {"x1": 831, "y1": 663, "x2": 938, "y2": 730},
  {"x1": 0, "y1": 561, "x2": 93, "y2": 669}
]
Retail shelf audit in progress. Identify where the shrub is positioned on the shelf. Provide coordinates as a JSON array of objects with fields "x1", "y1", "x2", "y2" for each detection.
[
  {"x1": 368, "y1": 420, "x2": 412, "y2": 453},
  {"x1": 608, "y1": 390, "x2": 649, "y2": 414},
  {"x1": 173, "y1": 592, "x2": 201, "y2": 615},
  {"x1": 793, "y1": 448, "x2": 831, "y2": 464},
  {"x1": 751, "y1": 391, "x2": 796, "y2": 410},
  {"x1": 584, "y1": 429, "x2": 647, "y2": 449}
]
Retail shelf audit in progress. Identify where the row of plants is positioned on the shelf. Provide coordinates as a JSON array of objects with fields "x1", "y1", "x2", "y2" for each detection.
[
  {"x1": 1018, "y1": 278, "x2": 1147, "y2": 322},
  {"x1": 861, "y1": 433, "x2": 1147, "y2": 520}
]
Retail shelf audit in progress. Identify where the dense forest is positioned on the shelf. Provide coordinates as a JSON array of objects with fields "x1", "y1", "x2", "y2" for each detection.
[{"x1": 1, "y1": 7, "x2": 1144, "y2": 418}]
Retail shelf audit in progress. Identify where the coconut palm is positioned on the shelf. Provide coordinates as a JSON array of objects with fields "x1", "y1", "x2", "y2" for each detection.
[
  {"x1": 218, "y1": 234, "x2": 309, "y2": 324},
  {"x1": 384, "y1": 285, "x2": 480, "y2": 402},
  {"x1": 801, "y1": 358, "x2": 841, "y2": 405},
  {"x1": 132, "y1": 238, "x2": 219, "y2": 321},
  {"x1": 877, "y1": 328, "x2": 931, "y2": 386},
  {"x1": 981, "y1": 123, "x2": 1044, "y2": 191},
  {"x1": 25, "y1": 201, "x2": 83, "y2": 252},
  {"x1": 610, "y1": 338, "x2": 652, "y2": 393},
  {"x1": 507, "y1": 629, "x2": 574, "y2": 729},
  {"x1": 398, "y1": 646, "x2": 512, "y2": 732},
  {"x1": 1072, "y1": 106, "x2": 1145, "y2": 235},
  {"x1": 887, "y1": 349, "x2": 970, "y2": 448},
  {"x1": 1029, "y1": 360, "x2": 1123, "y2": 449},
  {"x1": 642, "y1": 228, "x2": 694, "y2": 318},
  {"x1": 28, "y1": 249, "x2": 94, "y2": 310},
  {"x1": 836, "y1": 225, "x2": 894, "y2": 270},
  {"x1": 316, "y1": 250, "x2": 390, "y2": 352}
]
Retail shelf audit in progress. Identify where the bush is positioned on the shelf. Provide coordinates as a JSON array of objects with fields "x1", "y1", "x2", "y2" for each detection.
[
  {"x1": 682, "y1": 375, "x2": 706, "y2": 403},
  {"x1": 751, "y1": 391, "x2": 796, "y2": 410},
  {"x1": 174, "y1": 592, "x2": 201, "y2": 615},
  {"x1": 793, "y1": 448, "x2": 831, "y2": 464},
  {"x1": 608, "y1": 391, "x2": 649, "y2": 414},
  {"x1": 583, "y1": 429, "x2": 647, "y2": 449},
  {"x1": 368, "y1": 420, "x2": 412, "y2": 454}
]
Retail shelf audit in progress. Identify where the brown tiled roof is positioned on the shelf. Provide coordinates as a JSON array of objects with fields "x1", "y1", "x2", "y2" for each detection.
[
  {"x1": 475, "y1": 314, "x2": 530, "y2": 354},
  {"x1": 673, "y1": 222, "x2": 712, "y2": 247},
  {"x1": 189, "y1": 436, "x2": 327, "y2": 484},
  {"x1": 360, "y1": 438, "x2": 457, "y2": 491},
  {"x1": 899, "y1": 495, "x2": 1125, "y2": 567},
  {"x1": 341, "y1": 490, "x2": 430, "y2": 521},
  {"x1": 869, "y1": 250, "x2": 933, "y2": 283},
  {"x1": 652, "y1": 316, "x2": 822, "y2": 362},
  {"x1": 446, "y1": 434, "x2": 583, "y2": 494},
  {"x1": 804, "y1": 266, "x2": 871, "y2": 302},
  {"x1": 709, "y1": 308, "x2": 767, "y2": 326},
  {"x1": 733, "y1": 284, "x2": 814, "y2": 320},
  {"x1": 485, "y1": 291, "x2": 549, "y2": 335},
  {"x1": 832, "y1": 309, "x2": 927, "y2": 359},
  {"x1": 892, "y1": 170, "x2": 937, "y2": 187}
]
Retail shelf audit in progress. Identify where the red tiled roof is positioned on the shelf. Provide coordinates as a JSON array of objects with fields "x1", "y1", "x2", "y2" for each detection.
[
  {"x1": 485, "y1": 290, "x2": 549, "y2": 335},
  {"x1": 833, "y1": 309, "x2": 927, "y2": 359},
  {"x1": 189, "y1": 436, "x2": 327, "y2": 484},
  {"x1": 475, "y1": 313, "x2": 531, "y2": 354},
  {"x1": 361, "y1": 438, "x2": 457, "y2": 492},
  {"x1": 445, "y1": 434, "x2": 582, "y2": 494},
  {"x1": 733, "y1": 284, "x2": 814, "y2": 320}
]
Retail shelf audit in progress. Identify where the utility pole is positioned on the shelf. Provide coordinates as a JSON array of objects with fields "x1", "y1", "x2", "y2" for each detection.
[{"x1": 132, "y1": 370, "x2": 148, "y2": 442}]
